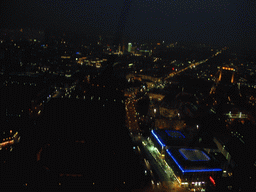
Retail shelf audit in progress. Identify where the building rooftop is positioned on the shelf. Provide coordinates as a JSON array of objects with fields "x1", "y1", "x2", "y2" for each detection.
[
  {"x1": 179, "y1": 148, "x2": 210, "y2": 162},
  {"x1": 166, "y1": 148, "x2": 222, "y2": 173},
  {"x1": 165, "y1": 130, "x2": 185, "y2": 139},
  {"x1": 151, "y1": 129, "x2": 185, "y2": 147}
]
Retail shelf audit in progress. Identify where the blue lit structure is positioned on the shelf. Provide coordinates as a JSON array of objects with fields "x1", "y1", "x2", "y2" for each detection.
[
  {"x1": 151, "y1": 130, "x2": 166, "y2": 147},
  {"x1": 178, "y1": 148, "x2": 210, "y2": 162},
  {"x1": 165, "y1": 147, "x2": 222, "y2": 188},
  {"x1": 166, "y1": 149, "x2": 222, "y2": 173},
  {"x1": 150, "y1": 129, "x2": 186, "y2": 152},
  {"x1": 165, "y1": 130, "x2": 185, "y2": 138}
]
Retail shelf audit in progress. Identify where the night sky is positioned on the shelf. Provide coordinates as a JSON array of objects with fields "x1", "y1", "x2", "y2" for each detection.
[{"x1": 1, "y1": 0, "x2": 255, "y2": 48}]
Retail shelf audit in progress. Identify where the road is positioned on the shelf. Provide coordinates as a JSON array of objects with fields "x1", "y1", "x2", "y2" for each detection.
[
  {"x1": 164, "y1": 50, "x2": 223, "y2": 80},
  {"x1": 125, "y1": 49, "x2": 225, "y2": 190},
  {"x1": 125, "y1": 97, "x2": 141, "y2": 134},
  {"x1": 0, "y1": 131, "x2": 20, "y2": 149},
  {"x1": 125, "y1": 96, "x2": 189, "y2": 192}
]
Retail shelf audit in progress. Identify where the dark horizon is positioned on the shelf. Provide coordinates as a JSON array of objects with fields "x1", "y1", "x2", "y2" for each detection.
[{"x1": 1, "y1": 0, "x2": 256, "y2": 49}]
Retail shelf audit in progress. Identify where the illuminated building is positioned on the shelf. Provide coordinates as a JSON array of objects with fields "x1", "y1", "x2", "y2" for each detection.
[
  {"x1": 165, "y1": 148, "x2": 222, "y2": 188},
  {"x1": 150, "y1": 129, "x2": 185, "y2": 153},
  {"x1": 128, "y1": 43, "x2": 132, "y2": 52}
]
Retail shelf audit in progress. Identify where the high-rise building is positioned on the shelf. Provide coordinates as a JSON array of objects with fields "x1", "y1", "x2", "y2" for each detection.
[{"x1": 128, "y1": 43, "x2": 132, "y2": 52}]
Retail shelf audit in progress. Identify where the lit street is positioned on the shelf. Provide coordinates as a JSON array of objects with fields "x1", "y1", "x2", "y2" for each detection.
[{"x1": 126, "y1": 96, "x2": 189, "y2": 192}]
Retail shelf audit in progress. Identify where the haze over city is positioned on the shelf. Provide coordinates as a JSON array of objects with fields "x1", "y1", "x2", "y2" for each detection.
[{"x1": 1, "y1": 0, "x2": 256, "y2": 48}]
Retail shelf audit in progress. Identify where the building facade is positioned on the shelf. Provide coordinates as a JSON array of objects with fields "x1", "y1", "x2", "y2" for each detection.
[{"x1": 165, "y1": 148, "x2": 222, "y2": 189}]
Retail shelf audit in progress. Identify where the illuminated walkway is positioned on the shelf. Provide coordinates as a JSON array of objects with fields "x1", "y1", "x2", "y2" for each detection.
[{"x1": 141, "y1": 137, "x2": 188, "y2": 192}]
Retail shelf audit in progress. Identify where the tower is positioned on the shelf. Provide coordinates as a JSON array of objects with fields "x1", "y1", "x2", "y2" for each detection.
[{"x1": 128, "y1": 42, "x2": 132, "y2": 52}]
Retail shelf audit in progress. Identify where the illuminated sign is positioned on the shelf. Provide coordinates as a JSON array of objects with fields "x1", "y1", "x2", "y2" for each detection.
[{"x1": 209, "y1": 176, "x2": 216, "y2": 186}]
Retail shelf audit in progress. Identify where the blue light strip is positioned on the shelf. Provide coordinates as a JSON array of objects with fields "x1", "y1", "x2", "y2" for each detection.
[
  {"x1": 151, "y1": 130, "x2": 166, "y2": 147},
  {"x1": 165, "y1": 130, "x2": 185, "y2": 138},
  {"x1": 166, "y1": 149, "x2": 222, "y2": 173},
  {"x1": 166, "y1": 149, "x2": 185, "y2": 173}
]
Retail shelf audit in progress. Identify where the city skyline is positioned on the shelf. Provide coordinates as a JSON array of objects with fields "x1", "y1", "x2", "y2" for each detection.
[{"x1": 0, "y1": 1, "x2": 255, "y2": 190}]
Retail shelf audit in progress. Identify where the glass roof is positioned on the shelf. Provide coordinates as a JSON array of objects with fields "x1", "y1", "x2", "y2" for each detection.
[{"x1": 179, "y1": 148, "x2": 210, "y2": 161}]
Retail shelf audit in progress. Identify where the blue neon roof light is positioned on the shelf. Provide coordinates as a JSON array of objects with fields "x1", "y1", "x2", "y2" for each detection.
[
  {"x1": 166, "y1": 149, "x2": 222, "y2": 173},
  {"x1": 165, "y1": 130, "x2": 185, "y2": 138},
  {"x1": 179, "y1": 148, "x2": 210, "y2": 161},
  {"x1": 151, "y1": 130, "x2": 166, "y2": 147}
]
